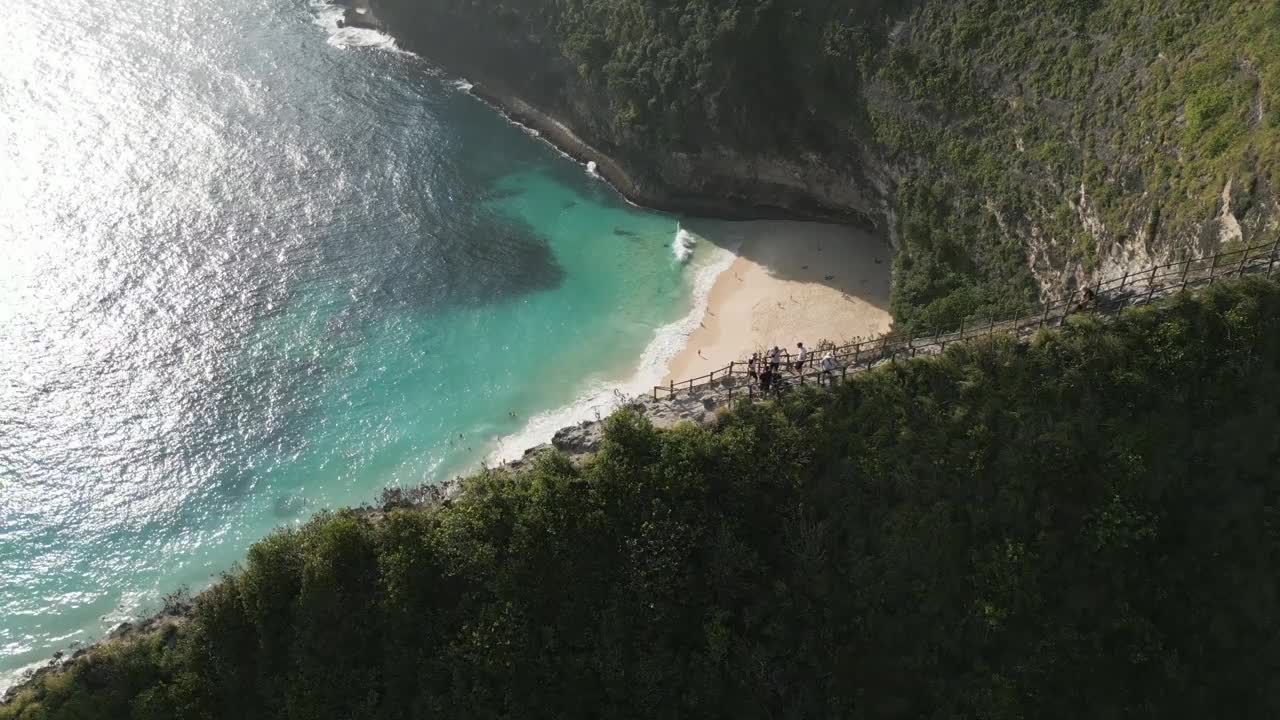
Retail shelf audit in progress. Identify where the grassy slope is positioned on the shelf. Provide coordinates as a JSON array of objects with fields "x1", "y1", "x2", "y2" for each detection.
[{"x1": 5, "y1": 276, "x2": 1280, "y2": 719}]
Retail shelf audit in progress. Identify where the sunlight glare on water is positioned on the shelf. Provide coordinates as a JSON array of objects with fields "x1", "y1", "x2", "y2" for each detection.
[{"x1": 0, "y1": 0, "x2": 707, "y2": 689}]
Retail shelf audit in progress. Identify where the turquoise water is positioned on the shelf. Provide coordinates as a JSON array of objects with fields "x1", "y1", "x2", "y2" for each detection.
[{"x1": 0, "y1": 0, "x2": 720, "y2": 688}]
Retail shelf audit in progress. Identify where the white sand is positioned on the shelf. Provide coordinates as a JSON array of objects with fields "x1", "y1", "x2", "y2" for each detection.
[{"x1": 663, "y1": 220, "x2": 892, "y2": 384}]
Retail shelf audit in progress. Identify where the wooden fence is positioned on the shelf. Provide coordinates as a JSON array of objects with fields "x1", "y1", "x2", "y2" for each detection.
[{"x1": 653, "y1": 238, "x2": 1280, "y2": 402}]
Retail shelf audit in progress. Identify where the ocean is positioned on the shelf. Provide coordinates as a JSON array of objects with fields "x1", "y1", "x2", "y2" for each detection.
[{"x1": 0, "y1": 0, "x2": 731, "y2": 689}]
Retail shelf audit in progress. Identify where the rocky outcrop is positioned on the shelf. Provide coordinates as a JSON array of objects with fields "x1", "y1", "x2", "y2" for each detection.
[
  {"x1": 333, "y1": 0, "x2": 383, "y2": 31},
  {"x1": 508, "y1": 393, "x2": 731, "y2": 466}
]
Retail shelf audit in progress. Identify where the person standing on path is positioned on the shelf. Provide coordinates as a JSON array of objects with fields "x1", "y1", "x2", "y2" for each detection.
[
  {"x1": 747, "y1": 353, "x2": 759, "y2": 384},
  {"x1": 769, "y1": 346, "x2": 782, "y2": 373},
  {"x1": 821, "y1": 351, "x2": 837, "y2": 386},
  {"x1": 794, "y1": 342, "x2": 808, "y2": 373}
]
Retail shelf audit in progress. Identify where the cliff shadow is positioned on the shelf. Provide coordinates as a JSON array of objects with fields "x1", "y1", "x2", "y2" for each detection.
[{"x1": 681, "y1": 217, "x2": 893, "y2": 315}]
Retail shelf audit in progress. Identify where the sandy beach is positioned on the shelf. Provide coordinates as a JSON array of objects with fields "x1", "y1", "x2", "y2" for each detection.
[{"x1": 663, "y1": 220, "x2": 892, "y2": 383}]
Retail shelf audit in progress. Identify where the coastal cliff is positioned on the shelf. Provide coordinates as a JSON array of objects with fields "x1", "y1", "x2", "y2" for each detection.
[
  {"x1": 368, "y1": 0, "x2": 1280, "y2": 332},
  {"x1": 6, "y1": 277, "x2": 1280, "y2": 718}
]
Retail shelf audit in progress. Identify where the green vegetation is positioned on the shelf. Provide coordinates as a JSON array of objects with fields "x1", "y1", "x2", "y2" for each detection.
[
  {"x1": 7, "y1": 277, "x2": 1280, "y2": 719},
  {"x1": 389, "y1": 0, "x2": 1280, "y2": 333},
  {"x1": 877, "y1": 0, "x2": 1280, "y2": 332}
]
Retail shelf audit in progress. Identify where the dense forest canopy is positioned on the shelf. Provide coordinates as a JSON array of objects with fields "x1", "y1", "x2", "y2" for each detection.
[{"x1": 6, "y1": 276, "x2": 1280, "y2": 719}]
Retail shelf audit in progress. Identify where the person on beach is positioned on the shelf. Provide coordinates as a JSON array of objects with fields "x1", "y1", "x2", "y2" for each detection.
[
  {"x1": 794, "y1": 342, "x2": 808, "y2": 372},
  {"x1": 821, "y1": 351, "x2": 837, "y2": 386}
]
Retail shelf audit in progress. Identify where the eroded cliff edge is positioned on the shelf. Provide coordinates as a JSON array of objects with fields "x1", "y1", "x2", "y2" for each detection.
[{"x1": 369, "y1": 0, "x2": 1280, "y2": 332}]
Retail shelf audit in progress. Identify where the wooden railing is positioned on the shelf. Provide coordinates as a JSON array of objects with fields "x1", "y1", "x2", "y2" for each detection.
[{"x1": 653, "y1": 238, "x2": 1280, "y2": 402}]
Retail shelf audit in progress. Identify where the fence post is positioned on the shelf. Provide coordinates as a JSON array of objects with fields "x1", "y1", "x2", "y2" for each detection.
[
  {"x1": 1118, "y1": 271, "x2": 1131, "y2": 294},
  {"x1": 1269, "y1": 238, "x2": 1280, "y2": 278},
  {"x1": 669, "y1": 379, "x2": 674, "y2": 397},
  {"x1": 1039, "y1": 302, "x2": 1050, "y2": 329},
  {"x1": 1180, "y1": 257, "x2": 1192, "y2": 291},
  {"x1": 958, "y1": 317, "x2": 965, "y2": 339},
  {"x1": 1144, "y1": 265, "x2": 1159, "y2": 303},
  {"x1": 1236, "y1": 245, "x2": 1252, "y2": 277},
  {"x1": 1208, "y1": 253, "x2": 1219, "y2": 285},
  {"x1": 1060, "y1": 291, "x2": 1075, "y2": 326}
]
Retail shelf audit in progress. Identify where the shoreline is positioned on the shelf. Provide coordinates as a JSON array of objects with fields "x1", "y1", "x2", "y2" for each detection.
[
  {"x1": 484, "y1": 220, "x2": 893, "y2": 470},
  {"x1": 361, "y1": 24, "x2": 876, "y2": 229},
  {"x1": 325, "y1": 0, "x2": 878, "y2": 228},
  {"x1": 484, "y1": 234, "x2": 738, "y2": 467},
  {"x1": 463, "y1": 83, "x2": 872, "y2": 228},
  {"x1": 315, "y1": 11, "x2": 892, "y2": 474},
  {"x1": 663, "y1": 221, "x2": 893, "y2": 383},
  {"x1": 340, "y1": 8, "x2": 896, "y2": 390}
]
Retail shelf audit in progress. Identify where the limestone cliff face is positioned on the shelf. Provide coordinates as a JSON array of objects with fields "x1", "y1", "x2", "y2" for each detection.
[
  {"x1": 369, "y1": 0, "x2": 1280, "y2": 329},
  {"x1": 1036, "y1": 177, "x2": 1278, "y2": 302}
]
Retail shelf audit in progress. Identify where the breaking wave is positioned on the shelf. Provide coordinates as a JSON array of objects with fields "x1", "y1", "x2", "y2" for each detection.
[
  {"x1": 310, "y1": 2, "x2": 405, "y2": 53},
  {"x1": 673, "y1": 227, "x2": 696, "y2": 263}
]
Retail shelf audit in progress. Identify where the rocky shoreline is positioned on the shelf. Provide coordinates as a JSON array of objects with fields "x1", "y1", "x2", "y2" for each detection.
[
  {"x1": 333, "y1": 0, "x2": 383, "y2": 32},
  {"x1": 360, "y1": 0, "x2": 879, "y2": 230},
  {"x1": 462, "y1": 82, "x2": 876, "y2": 227}
]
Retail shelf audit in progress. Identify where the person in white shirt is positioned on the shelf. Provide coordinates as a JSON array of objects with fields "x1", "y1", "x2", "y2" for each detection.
[{"x1": 793, "y1": 342, "x2": 808, "y2": 372}]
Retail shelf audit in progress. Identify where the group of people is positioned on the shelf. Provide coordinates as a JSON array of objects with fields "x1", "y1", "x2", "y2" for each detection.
[{"x1": 744, "y1": 342, "x2": 841, "y2": 393}]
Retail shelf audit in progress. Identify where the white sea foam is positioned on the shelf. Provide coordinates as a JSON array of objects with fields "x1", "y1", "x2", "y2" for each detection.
[
  {"x1": 2, "y1": 660, "x2": 48, "y2": 698},
  {"x1": 673, "y1": 227, "x2": 696, "y2": 263},
  {"x1": 516, "y1": 123, "x2": 543, "y2": 139},
  {"x1": 586, "y1": 160, "x2": 599, "y2": 177},
  {"x1": 486, "y1": 230, "x2": 738, "y2": 466},
  {"x1": 452, "y1": 79, "x2": 475, "y2": 92},
  {"x1": 310, "y1": 1, "x2": 406, "y2": 53}
]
